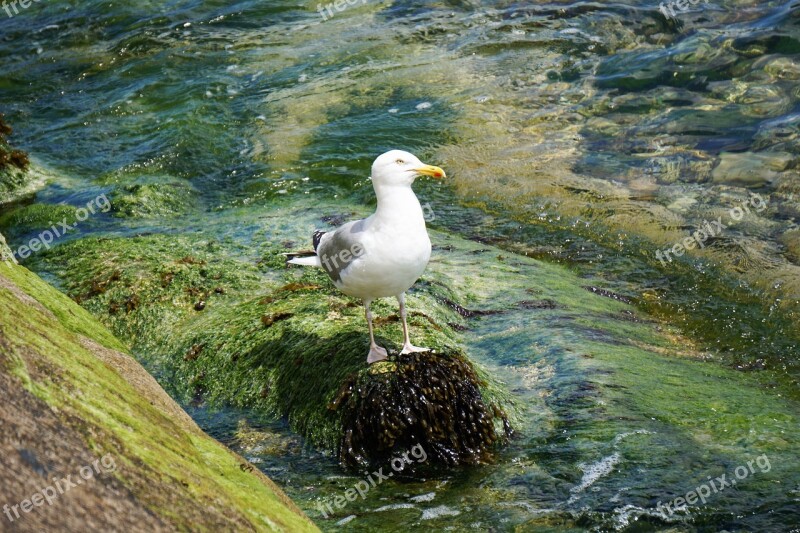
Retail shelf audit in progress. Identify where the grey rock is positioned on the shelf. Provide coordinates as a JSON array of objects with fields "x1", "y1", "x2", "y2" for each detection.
[{"x1": 712, "y1": 152, "x2": 795, "y2": 187}]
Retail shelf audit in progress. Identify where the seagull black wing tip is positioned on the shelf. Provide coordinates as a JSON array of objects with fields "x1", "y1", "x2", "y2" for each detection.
[{"x1": 313, "y1": 230, "x2": 326, "y2": 252}]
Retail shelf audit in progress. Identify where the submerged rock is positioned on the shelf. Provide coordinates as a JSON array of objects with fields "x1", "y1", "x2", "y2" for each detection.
[
  {"x1": 0, "y1": 203, "x2": 80, "y2": 238},
  {"x1": 109, "y1": 181, "x2": 197, "y2": 219},
  {"x1": 711, "y1": 151, "x2": 795, "y2": 187},
  {"x1": 782, "y1": 229, "x2": 800, "y2": 264}
]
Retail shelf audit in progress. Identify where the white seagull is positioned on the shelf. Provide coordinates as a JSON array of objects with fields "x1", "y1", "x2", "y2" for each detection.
[{"x1": 288, "y1": 150, "x2": 446, "y2": 363}]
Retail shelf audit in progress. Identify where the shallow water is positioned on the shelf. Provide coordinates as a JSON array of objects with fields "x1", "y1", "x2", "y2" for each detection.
[{"x1": 2, "y1": 0, "x2": 799, "y2": 531}]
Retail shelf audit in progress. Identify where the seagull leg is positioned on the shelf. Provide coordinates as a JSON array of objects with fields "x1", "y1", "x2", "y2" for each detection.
[
  {"x1": 398, "y1": 292, "x2": 429, "y2": 354},
  {"x1": 365, "y1": 300, "x2": 388, "y2": 363}
]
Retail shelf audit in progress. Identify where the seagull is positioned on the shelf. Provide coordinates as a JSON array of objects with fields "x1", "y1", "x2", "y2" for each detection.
[{"x1": 288, "y1": 150, "x2": 446, "y2": 363}]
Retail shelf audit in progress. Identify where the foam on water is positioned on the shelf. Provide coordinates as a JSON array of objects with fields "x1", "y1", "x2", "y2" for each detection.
[
  {"x1": 570, "y1": 452, "x2": 621, "y2": 501},
  {"x1": 421, "y1": 505, "x2": 460, "y2": 520},
  {"x1": 373, "y1": 503, "x2": 416, "y2": 513},
  {"x1": 336, "y1": 515, "x2": 356, "y2": 526}
]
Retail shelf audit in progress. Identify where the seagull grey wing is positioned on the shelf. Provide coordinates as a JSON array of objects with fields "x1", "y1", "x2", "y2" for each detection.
[{"x1": 317, "y1": 219, "x2": 368, "y2": 283}]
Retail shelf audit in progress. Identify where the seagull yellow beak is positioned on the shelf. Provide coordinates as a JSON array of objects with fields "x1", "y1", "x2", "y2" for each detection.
[{"x1": 414, "y1": 164, "x2": 446, "y2": 179}]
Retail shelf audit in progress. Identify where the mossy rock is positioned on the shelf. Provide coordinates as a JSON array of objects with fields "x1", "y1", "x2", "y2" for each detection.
[
  {"x1": 0, "y1": 260, "x2": 318, "y2": 531},
  {"x1": 110, "y1": 181, "x2": 196, "y2": 218},
  {"x1": 30, "y1": 233, "x2": 515, "y2": 468},
  {"x1": 0, "y1": 203, "x2": 80, "y2": 237}
]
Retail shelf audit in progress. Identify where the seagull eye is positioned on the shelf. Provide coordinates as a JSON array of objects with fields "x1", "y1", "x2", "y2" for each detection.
[{"x1": 396, "y1": 159, "x2": 405, "y2": 164}]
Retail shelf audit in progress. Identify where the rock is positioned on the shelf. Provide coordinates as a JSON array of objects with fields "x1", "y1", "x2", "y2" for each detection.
[
  {"x1": 0, "y1": 261, "x2": 317, "y2": 531},
  {"x1": 762, "y1": 56, "x2": 800, "y2": 80},
  {"x1": 782, "y1": 229, "x2": 800, "y2": 263},
  {"x1": 734, "y1": 85, "x2": 791, "y2": 118},
  {"x1": 28, "y1": 232, "x2": 515, "y2": 468},
  {"x1": 0, "y1": 204, "x2": 79, "y2": 238},
  {"x1": 712, "y1": 151, "x2": 795, "y2": 187},
  {"x1": 110, "y1": 181, "x2": 197, "y2": 219}
]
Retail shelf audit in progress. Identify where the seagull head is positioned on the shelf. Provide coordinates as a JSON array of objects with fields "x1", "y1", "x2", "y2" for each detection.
[{"x1": 371, "y1": 150, "x2": 446, "y2": 187}]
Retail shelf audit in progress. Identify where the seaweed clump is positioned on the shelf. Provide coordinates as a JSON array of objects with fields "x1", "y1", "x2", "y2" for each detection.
[
  {"x1": 0, "y1": 114, "x2": 32, "y2": 204},
  {"x1": 334, "y1": 350, "x2": 511, "y2": 468},
  {"x1": 0, "y1": 114, "x2": 29, "y2": 172}
]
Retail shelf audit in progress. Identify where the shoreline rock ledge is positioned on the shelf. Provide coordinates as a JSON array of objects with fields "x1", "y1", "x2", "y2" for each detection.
[{"x1": 0, "y1": 253, "x2": 318, "y2": 532}]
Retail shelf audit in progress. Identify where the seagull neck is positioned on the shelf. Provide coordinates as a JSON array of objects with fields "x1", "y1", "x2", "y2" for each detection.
[{"x1": 373, "y1": 184, "x2": 425, "y2": 226}]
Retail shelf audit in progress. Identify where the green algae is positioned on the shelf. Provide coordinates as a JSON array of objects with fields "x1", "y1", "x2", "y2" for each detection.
[
  {"x1": 1, "y1": 257, "x2": 126, "y2": 352},
  {"x1": 28, "y1": 234, "x2": 263, "y2": 352},
  {"x1": 0, "y1": 260, "x2": 318, "y2": 531},
  {"x1": 0, "y1": 231, "x2": 13, "y2": 265},
  {"x1": 109, "y1": 181, "x2": 197, "y2": 219},
  {"x1": 0, "y1": 203, "x2": 80, "y2": 236}
]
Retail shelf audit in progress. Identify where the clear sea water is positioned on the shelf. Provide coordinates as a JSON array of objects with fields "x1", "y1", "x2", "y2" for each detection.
[{"x1": 2, "y1": 1, "x2": 799, "y2": 531}]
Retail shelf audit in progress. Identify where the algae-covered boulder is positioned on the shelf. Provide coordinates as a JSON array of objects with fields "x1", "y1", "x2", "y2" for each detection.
[
  {"x1": 109, "y1": 181, "x2": 197, "y2": 219},
  {"x1": 0, "y1": 259, "x2": 318, "y2": 531},
  {"x1": 30, "y1": 231, "x2": 514, "y2": 468},
  {"x1": 335, "y1": 351, "x2": 511, "y2": 467},
  {"x1": 0, "y1": 203, "x2": 80, "y2": 239}
]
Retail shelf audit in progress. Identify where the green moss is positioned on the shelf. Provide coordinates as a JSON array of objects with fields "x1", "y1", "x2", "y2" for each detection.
[
  {"x1": 0, "y1": 260, "x2": 317, "y2": 531},
  {"x1": 0, "y1": 261, "x2": 127, "y2": 351},
  {"x1": 0, "y1": 203, "x2": 79, "y2": 236},
  {"x1": 110, "y1": 181, "x2": 196, "y2": 218},
  {"x1": 29, "y1": 234, "x2": 263, "y2": 353}
]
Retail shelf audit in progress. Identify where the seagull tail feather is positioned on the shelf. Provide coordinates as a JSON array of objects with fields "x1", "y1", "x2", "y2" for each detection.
[{"x1": 286, "y1": 254, "x2": 322, "y2": 267}]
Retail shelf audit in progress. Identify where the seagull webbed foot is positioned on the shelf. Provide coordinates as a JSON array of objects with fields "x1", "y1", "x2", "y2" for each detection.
[
  {"x1": 367, "y1": 344, "x2": 389, "y2": 364},
  {"x1": 400, "y1": 343, "x2": 430, "y2": 355}
]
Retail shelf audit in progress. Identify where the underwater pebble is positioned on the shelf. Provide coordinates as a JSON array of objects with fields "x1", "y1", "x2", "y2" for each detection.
[
  {"x1": 415, "y1": 102, "x2": 432, "y2": 110},
  {"x1": 410, "y1": 492, "x2": 436, "y2": 503},
  {"x1": 712, "y1": 152, "x2": 794, "y2": 187},
  {"x1": 388, "y1": 108, "x2": 399, "y2": 113}
]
